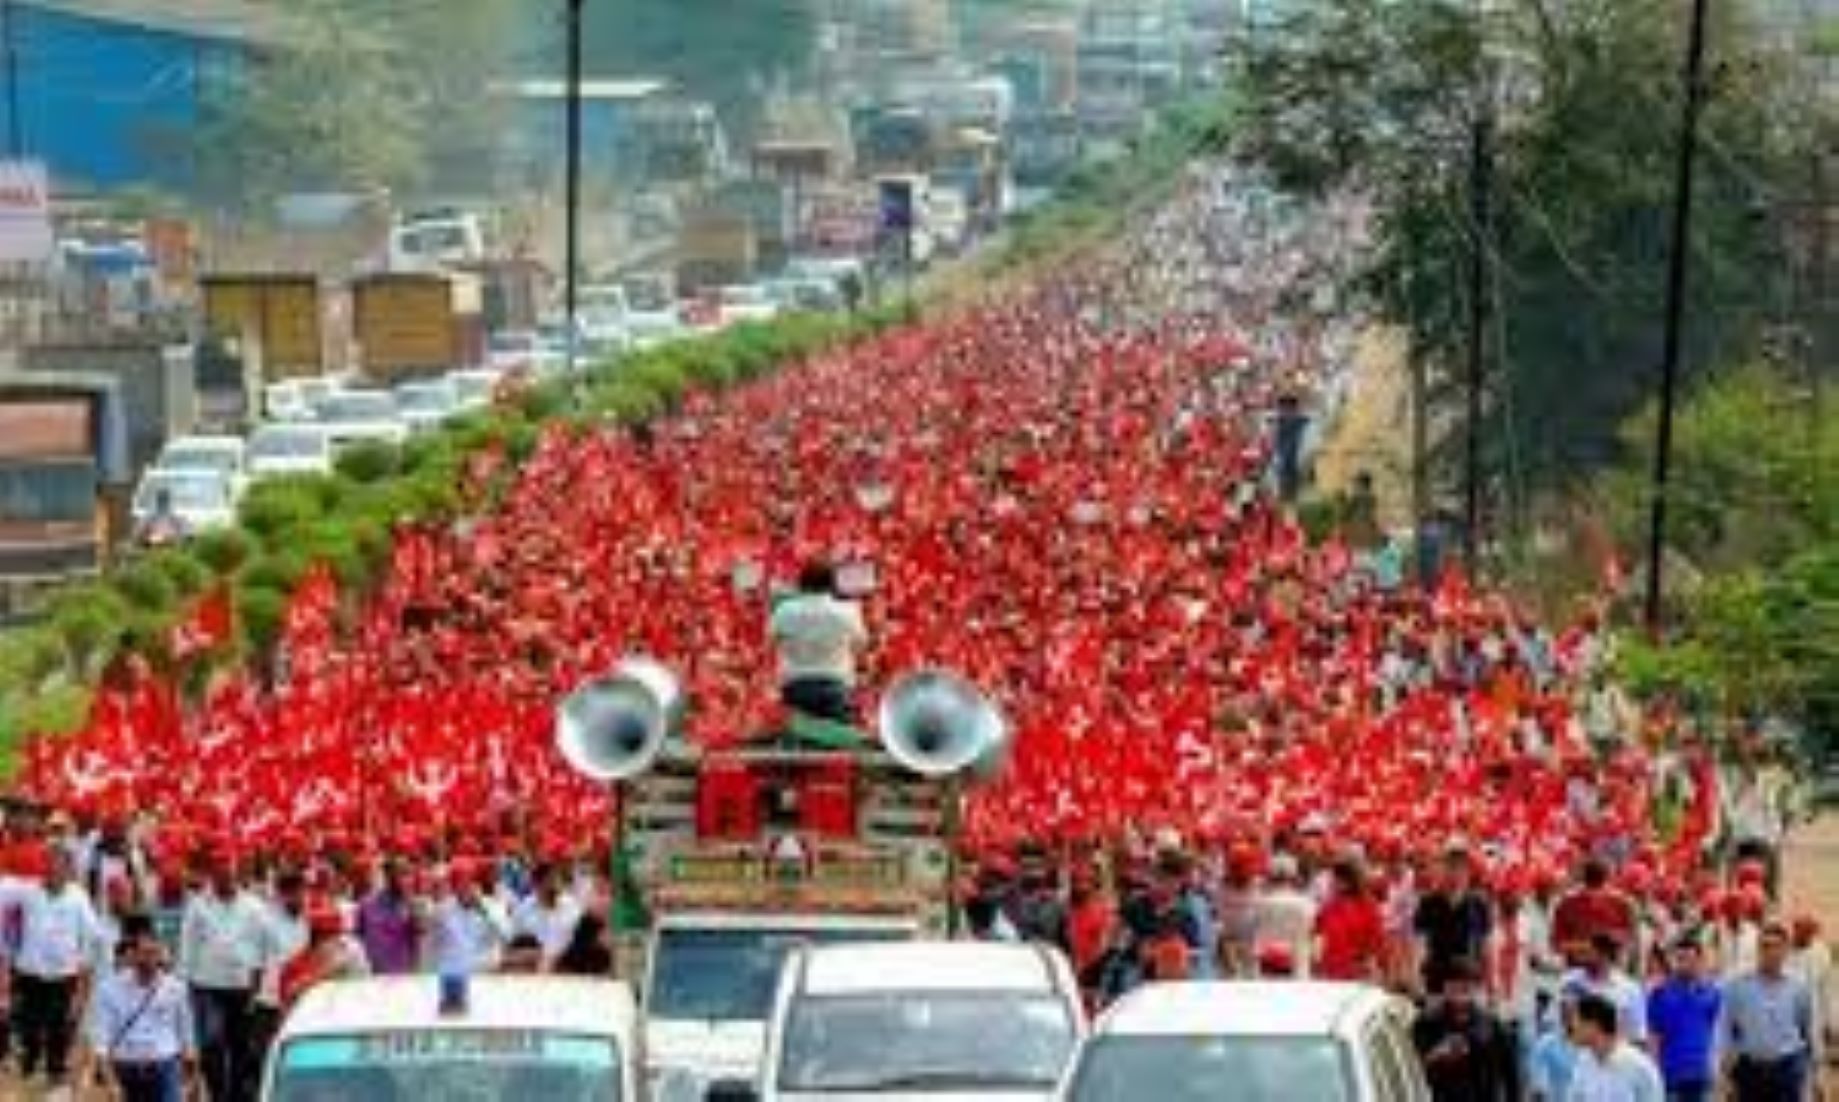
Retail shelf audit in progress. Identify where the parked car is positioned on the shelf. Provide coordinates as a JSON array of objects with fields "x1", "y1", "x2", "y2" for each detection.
[
  {"x1": 246, "y1": 423, "x2": 334, "y2": 481},
  {"x1": 260, "y1": 975, "x2": 641, "y2": 1101},
  {"x1": 131, "y1": 468, "x2": 239, "y2": 543},
  {"x1": 447, "y1": 368, "x2": 509, "y2": 412},
  {"x1": 766, "y1": 277, "x2": 843, "y2": 314},
  {"x1": 760, "y1": 941, "x2": 1084, "y2": 1100},
  {"x1": 313, "y1": 389, "x2": 408, "y2": 450},
  {"x1": 264, "y1": 377, "x2": 339, "y2": 423},
  {"x1": 152, "y1": 435, "x2": 247, "y2": 489},
  {"x1": 716, "y1": 284, "x2": 780, "y2": 326},
  {"x1": 1057, "y1": 982, "x2": 1429, "y2": 1102},
  {"x1": 394, "y1": 378, "x2": 463, "y2": 434}
]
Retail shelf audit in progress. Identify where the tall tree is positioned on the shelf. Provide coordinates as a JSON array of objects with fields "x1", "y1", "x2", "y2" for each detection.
[
  {"x1": 1233, "y1": 0, "x2": 1820, "y2": 500},
  {"x1": 580, "y1": 0, "x2": 816, "y2": 140}
]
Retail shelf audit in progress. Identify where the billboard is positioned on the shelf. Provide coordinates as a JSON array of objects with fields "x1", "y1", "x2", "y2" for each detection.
[{"x1": 0, "y1": 160, "x2": 53, "y2": 263}]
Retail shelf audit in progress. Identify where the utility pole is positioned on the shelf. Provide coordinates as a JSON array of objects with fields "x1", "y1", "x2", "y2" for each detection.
[
  {"x1": 564, "y1": 0, "x2": 585, "y2": 375},
  {"x1": 1643, "y1": 0, "x2": 1713, "y2": 637}
]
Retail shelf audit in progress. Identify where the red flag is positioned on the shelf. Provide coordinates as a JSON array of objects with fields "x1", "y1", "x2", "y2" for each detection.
[{"x1": 170, "y1": 583, "x2": 234, "y2": 662}]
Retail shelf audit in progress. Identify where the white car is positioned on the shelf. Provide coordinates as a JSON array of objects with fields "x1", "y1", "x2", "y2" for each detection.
[
  {"x1": 1057, "y1": 982, "x2": 1430, "y2": 1102},
  {"x1": 153, "y1": 435, "x2": 247, "y2": 486},
  {"x1": 625, "y1": 306, "x2": 686, "y2": 349},
  {"x1": 643, "y1": 912, "x2": 917, "y2": 1102},
  {"x1": 246, "y1": 423, "x2": 334, "y2": 480},
  {"x1": 761, "y1": 941, "x2": 1084, "y2": 1100},
  {"x1": 447, "y1": 368, "x2": 507, "y2": 412},
  {"x1": 394, "y1": 378, "x2": 463, "y2": 434},
  {"x1": 717, "y1": 284, "x2": 780, "y2": 326},
  {"x1": 264, "y1": 377, "x2": 339, "y2": 423},
  {"x1": 131, "y1": 468, "x2": 239, "y2": 540},
  {"x1": 260, "y1": 975, "x2": 640, "y2": 1101},
  {"x1": 313, "y1": 389, "x2": 408, "y2": 450}
]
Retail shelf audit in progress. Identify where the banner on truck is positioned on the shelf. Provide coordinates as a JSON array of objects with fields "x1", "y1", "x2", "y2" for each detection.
[{"x1": 0, "y1": 161, "x2": 53, "y2": 263}]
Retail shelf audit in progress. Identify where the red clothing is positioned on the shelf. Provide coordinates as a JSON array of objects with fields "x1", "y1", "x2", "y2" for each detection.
[
  {"x1": 1550, "y1": 888, "x2": 1635, "y2": 955},
  {"x1": 1315, "y1": 895, "x2": 1386, "y2": 980},
  {"x1": 1067, "y1": 896, "x2": 1115, "y2": 979}
]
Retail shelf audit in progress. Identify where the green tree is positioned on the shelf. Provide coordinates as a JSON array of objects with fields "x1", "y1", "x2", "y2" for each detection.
[
  {"x1": 1234, "y1": 0, "x2": 1820, "y2": 498},
  {"x1": 582, "y1": 0, "x2": 816, "y2": 140}
]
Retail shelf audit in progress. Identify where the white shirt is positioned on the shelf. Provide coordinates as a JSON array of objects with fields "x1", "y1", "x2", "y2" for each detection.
[
  {"x1": 1563, "y1": 969, "x2": 1649, "y2": 1044},
  {"x1": 510, "y1": 894, "x2": 582, "y2": 964},
  {"x1": 255, "y1": 906, "x2": 308, "y2": 1008},
  {"x1": 1565, "y1": 1041, "x2": 1663, "y2": 1102},
  {"x1": 430, "y1": 896, "x2": 506, "y2": 977},
  {"x1": 1251, "y1": 886, "x2": 1318, "y2": 978},
  {"x1": 5, "y1": 881, "x2": 103, "y2": 979},
  {"x1": 179, "y1": 891, "x2": 268, "y2": 991},
  {"x1": 89, "y1": 969, "x2": 194, "y2": 1063},
  {"x1": 769, "y1": 593, "x2": 867, "y2": 686}
]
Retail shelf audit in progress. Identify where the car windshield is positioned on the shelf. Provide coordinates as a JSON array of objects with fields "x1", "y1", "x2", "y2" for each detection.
[
  {"x1": 1066, "y1": 1036, "x2": 1350, "y2": 1102},
  {"x1": 249, "y1": 428, "x2": 326, "y2": 460},
  {"x1": 159, "y1": 444, "x2": 238, "y2": 474},
  {"x1": 647, "y1": 927, "x2": 905, "y2": 1022},
  {"x1": 138, "y1": 474, "x2": 228, "y2": 513},
  {"x1": 319, "y1": 393, "x2": 397, "y2": 422},
  {"x1": 777, "y1": 992, "x2": 1074, "y2": 1092},
  {"x1": 270, "y1": 1031, "x2": 620, "y2": 1102}
]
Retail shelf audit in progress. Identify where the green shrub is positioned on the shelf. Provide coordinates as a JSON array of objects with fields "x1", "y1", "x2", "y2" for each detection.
[
  {"x1": 240, "y1": 548, "x2": 311, "y2": 595},
  {"x1": 46, "y1": 586, "x2": 130, "y2": 674},
  {"x1": 1, "y1": 682, "x2": 92, "y2": 746},
  {"x1": 234, "y1": 583, "x2": 289, "y2": 658},
  {"x1": 146, "y1": 548, "x2": 211, "y2": 598},
  {"x1": 0, "y1": 628, "x2": 68, "y2": 691},
  {"x1": 335, "y1": 441, "x2": 401, "y2": 484},
  {"x1": 191, "y1": 528, "x2": 253, "y2": 575},
  {"x1": 110, "y1": 559, "x2": 178, "y2": 613},
  {"x1": 239, "y1": 478, "x2": 330, "y2": 541}
]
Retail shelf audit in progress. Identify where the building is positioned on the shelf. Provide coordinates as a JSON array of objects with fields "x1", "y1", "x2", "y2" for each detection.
[
  {"x1": 0, "y1": 0, "x2": 289, "y2": 191},
  {"x1": 494, "y1": 79, "x2": 728, "y2": 188},
  {"x1": 1076, "y1": 0, "x2": 1183, "y2": 146}
]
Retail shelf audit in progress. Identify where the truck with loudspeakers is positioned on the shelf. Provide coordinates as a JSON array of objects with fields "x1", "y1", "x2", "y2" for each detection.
[{"x1": 554, "y1": 659, "x2": 1010, "y2": 1102}]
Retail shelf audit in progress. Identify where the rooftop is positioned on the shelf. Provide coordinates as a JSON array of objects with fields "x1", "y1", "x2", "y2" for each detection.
[
  {"x1": 493, "y1": 79, "x2": 671, "y2": 102},
  {"x1": 1094, "y1": 981, "x2": 1400, "y2": 1039},
  {"x1": 800, "y1": 941, "x2": 1069, "y2": 996},
  {"x1": 281, "y1": 976, "x2": 640, "y2": 1039},
  {"x1": 23, "y1": 0, "x2": 295, "y2": 47}
]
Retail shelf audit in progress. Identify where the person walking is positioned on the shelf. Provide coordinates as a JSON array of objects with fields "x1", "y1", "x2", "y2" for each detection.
[
  {"x1": 353, "y1": 858, "x2": 424, "y2": 975},
  {"x1": 178, "y1": 856, "x2": 267, "y2": 1102},
  {"x1": 89, "y1": 922, "x2": 198, "y2": 1102},
  {"x1": 1721, "y1": 921, "x2": 1821, "y2": 1102},
  {"x1": 1568, "y1": 990, "x2": 1664, "y2": 1101},
  {"x1": 1645, "y1": 936, "x2": 1722, "y2": 1102},
  {"x1": 1411, "y1": 956, "x2": 1520, "y2": 1101},
  {"x1": 5, "y1": 848, "x2": 103, "y2": 1091}
]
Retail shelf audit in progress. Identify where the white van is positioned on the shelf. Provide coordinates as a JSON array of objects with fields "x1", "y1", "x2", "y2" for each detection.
[
  {"x1": 643, "y1": 912, "x2": 918, "y2": 1102},
  {"x1": 1057, "y1": 982, "x2": 1430, "y2": 1102},
  {"x1": 759, "y1": 941, "x2": 1085, "y2": 1100},
  {"x1": 260, "y1": 975, "x2": 640, "y2": 1101}
]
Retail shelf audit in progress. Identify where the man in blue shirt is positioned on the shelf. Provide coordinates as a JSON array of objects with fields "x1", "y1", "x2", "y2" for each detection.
[{"x1": 1647, "y1": 935, "x2": 1722, "y2": 1102}]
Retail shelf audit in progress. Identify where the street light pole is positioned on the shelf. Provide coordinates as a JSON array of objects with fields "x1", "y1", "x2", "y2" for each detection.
[
  {"x1": 4, "y1": 0, "x2": 22, "y2": 157},
  {"x1": 1643, "y1": 0, "x2": 1713, "y2": 637},
  {"x1": 564, "y1": 0, "x2": 585, "y2": 375}
]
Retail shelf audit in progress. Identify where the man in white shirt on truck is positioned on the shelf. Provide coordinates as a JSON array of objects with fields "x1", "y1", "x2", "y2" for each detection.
[{"x1": 769, "y1": 560, "x2": 868, "y2": 725}]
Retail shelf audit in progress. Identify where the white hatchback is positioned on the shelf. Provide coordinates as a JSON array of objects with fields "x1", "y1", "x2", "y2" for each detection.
[
  {"x1": 761, "y1": 941, "x2": 1085, "y2": 1101},
  {"x1": 246, "y1": 423, "x2": 334, "y2": 480},
  {"x1": 1057, "y1": 982, "x2": 1430, "y2": 1102}
]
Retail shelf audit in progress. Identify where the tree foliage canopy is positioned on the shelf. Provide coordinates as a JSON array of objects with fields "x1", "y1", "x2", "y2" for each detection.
[{"x1": 1233, "y1": 0, "x2": 1825, "y2": 498}]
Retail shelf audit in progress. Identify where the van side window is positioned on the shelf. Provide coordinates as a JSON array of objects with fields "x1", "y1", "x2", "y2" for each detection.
[{"x1": 1366, "y1": 1021, "x2": 1413, "y2": 1102}]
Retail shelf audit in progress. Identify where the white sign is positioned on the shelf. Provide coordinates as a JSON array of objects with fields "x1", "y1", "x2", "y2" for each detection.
[{"x1": 0, "y1": 160, "x2": 53, "y2": 263}]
